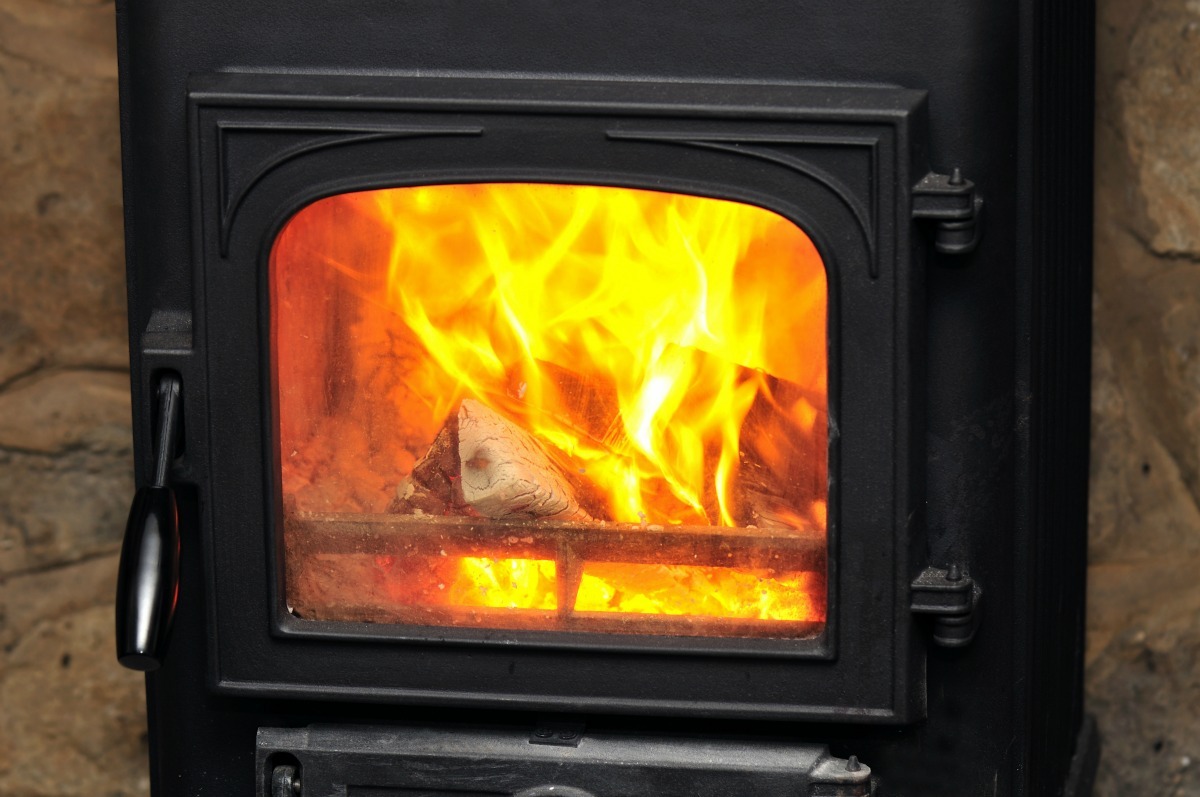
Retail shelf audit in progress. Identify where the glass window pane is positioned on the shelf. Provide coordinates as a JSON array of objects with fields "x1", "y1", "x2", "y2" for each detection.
[{"x1": 272, "y1": 184, "x2": 828, "y2": 639}]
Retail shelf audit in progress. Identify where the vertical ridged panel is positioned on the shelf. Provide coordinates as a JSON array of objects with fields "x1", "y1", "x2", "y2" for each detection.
[{"x1": 1024, "y1": 0, "x2": 1095, "y2": 791}]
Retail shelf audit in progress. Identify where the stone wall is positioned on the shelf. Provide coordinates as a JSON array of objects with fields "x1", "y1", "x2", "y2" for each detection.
[
  {"x1": 0, "y1": 0, "x2": 1195, "y2": 794},
  {"x1": 1088, "y1": 0, "x2": 1200, "y2": 793},
  {"x1": 0, "y1": 0, "x2": 148, "y2": 794}
]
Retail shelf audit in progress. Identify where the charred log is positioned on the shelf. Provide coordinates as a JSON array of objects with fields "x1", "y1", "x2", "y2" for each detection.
[{"x1": 391, "y1": 399, "x2": 592, "y2": 522}]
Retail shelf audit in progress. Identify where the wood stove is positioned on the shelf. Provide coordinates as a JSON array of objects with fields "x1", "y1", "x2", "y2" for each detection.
[{"x1": 113, "y1": 2, "x2": 1098, "y2": 795}]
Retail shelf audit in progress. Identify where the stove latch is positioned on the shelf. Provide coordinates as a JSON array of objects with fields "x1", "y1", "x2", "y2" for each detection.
[
  {"x1": 912, "y1": 170, "x2": 985, "y2": 256},
  {"x1": 115, "y1": 372, "x2": 183, "y2": 671},
  {"x1": 910, "y1": 565, "x2": 983, "y2": 647}
]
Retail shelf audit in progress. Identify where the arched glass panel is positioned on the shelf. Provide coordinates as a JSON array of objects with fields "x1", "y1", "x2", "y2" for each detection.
[{"x1": 272, "y1": 183, "x2": 827, "y2": 639}]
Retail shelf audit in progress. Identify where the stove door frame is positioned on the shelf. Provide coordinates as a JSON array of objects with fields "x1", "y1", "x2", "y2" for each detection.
[{"x1": 185, "y1": 73, "x2": 928, "y2": 722}]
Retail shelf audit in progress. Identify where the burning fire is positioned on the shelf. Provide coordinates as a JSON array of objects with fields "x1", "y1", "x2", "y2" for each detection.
[
  {"x1": 452, "y1": 557, "x2": 558, "y2": 610},
  {"x1": 368, "y1": 183, "x2": 826, "y2": 526},
  {"x1": 574, "y1": 563, "x2": 821, "y2": 621},
  {"x1": 274, "y1": 183, "x2": 829, "y2": 632},
  {"x1": 367, "y1": 554, "x2": 822, "y2": 623},
  {"x1": 444, "y1": 558, "x2": 825, "y2": 622}
]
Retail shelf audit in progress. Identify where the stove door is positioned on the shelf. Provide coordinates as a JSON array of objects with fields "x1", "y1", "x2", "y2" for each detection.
[{"x1": 180, "y1": 74, "x2": 931, "y2": 722}]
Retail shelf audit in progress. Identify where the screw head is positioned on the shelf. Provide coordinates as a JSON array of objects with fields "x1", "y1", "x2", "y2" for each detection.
[{"x1": 533, "y1": 728, "x2": 555, "y2": 738}]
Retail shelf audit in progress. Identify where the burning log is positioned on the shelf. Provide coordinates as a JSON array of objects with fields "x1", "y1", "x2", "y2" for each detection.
[
  {"x1": 505, "y1": 360, "x2": 621, "y2": 445},
  {"x1": 390, "y1": 416, "x2": 459, "y2": 516},
  {"x1": 391, "y1": 399, "x2": 593, "y2": 522},
  {"x1": 457, "y1": 399, "x2": 594, "y2": 521},
  {"x1": 738, "y1": 483, "x2": 821, "y2": 535},
  {"x1": 732, "y1": 380, "x2": 828, "y2": 533}
]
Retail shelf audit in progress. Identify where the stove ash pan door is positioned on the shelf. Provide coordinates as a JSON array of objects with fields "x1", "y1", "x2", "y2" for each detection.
[
  {"x1": 256, "y1": 725, "x2": 873, "y2": 797},
  {"x1": 189, "y1": 74, "x2": 938, "y2": 722}
]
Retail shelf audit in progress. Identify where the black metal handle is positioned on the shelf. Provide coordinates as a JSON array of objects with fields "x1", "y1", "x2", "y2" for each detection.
[{"x1": 116, "y1": 373, "x2": 182, "y2": 671}]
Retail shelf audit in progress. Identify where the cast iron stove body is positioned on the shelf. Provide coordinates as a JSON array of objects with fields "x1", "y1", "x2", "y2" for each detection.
[{"x1": 113, "y1": 1, "x2": 1097, "y2": 794}]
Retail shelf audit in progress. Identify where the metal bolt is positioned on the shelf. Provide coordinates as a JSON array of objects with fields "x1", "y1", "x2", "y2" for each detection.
[
  {"x1": 846, "y1": 755, "x2": 861, "y2": 772},
  {"x1": 949, "y1": 168, "x2": 964, "y2": 185},
  {"x1": 557, "y1": 730, "x2": 579, "y2": 741},
  {"x1": 946, "y1": 564, "x2": 963, "y2": 582},
  {"x1": 292, "y1": 777, "x2": 301, "y2": 795},
  {"x1": 533, "y1": 728, "x2": 555, "y2": 738}
]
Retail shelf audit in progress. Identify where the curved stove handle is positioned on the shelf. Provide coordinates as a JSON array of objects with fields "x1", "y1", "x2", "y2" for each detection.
[{"x1": 116, "y1": 373, "x2": 182, "y2": 671}]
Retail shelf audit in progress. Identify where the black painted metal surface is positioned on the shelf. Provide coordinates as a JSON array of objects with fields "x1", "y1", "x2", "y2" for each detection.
[
  {"x1": 113, "y1": 1, "x2": 1095, "y2": 794},
  {"x1": 186, "y1": 74, "x2": 927, "y2": 723},
  {"x1": 255, "y1": 724, "x2": 874, "y2": 796}
]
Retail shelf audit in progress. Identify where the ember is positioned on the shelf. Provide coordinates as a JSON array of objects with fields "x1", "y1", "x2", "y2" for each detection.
[
  {"x1": 574, "y1": 563, "x2": 822, "y2": 621},
  {"x1": 451, "y1": 557, "x2": 559, "y2": 610}
]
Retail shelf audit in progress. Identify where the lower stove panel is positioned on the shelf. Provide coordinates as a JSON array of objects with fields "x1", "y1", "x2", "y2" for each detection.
[{"x1": 256, "y1": 724, "x2": 873, "y2": 797}]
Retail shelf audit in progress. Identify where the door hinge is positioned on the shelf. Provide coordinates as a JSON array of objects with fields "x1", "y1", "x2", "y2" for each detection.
[
  {"x1": 910, "y1": 565, "x2": 982, "y2": 647},
  {"x1": 810, "y1": 754, "x2": 874, "y2": 796},
  {"x1": 912, "y1": 169, "x2": 985, "y2": 256}
]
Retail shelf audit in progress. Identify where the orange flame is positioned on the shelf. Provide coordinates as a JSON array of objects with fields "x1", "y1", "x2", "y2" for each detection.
[{"x1": 364, "y1": 184, "x2": 826, "y2": 526}]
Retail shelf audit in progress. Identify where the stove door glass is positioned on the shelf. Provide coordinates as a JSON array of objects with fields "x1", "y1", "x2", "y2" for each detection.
[{"x1": 272, "y1": 183, "x2": 828, "y2": 639}]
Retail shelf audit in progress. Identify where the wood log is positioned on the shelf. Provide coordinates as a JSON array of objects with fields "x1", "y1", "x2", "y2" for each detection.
[
  {"x1": 732, "y1": 377, "x2": 827, "y2": 531},
  {"x1": 505, "y1": 360, "x2": 621, "y2": 445},
  {"x1": 388, "y1": 419, "x2": 458, "y2": 516},
  {"x1": 390, "y1": 399, "x2": 592, "y2": 522},
  {"x1": 739, "y1": 485, "x2": 818, "y2": 535},
  {"x1": 457, "y1": 399, "x2": 593, "y2": 521}
]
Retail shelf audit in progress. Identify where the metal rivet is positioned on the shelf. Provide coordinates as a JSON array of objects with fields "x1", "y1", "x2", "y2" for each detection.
[
  {"x1": 533, "y1": 728, "x2": 555, "y2": 738},
  {"x1": 846, "y1": 755, "x2": 861, "y2": 772}
]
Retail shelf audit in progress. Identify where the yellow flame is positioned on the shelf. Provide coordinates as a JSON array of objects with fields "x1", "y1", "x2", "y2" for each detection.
[
  {"x1": 448, "y1": 557, "x2": 557, "y2": 610},
  {"x1": 362, "y1": 184, "x2": 826, "y2": 526},
  {"x1": 436, "y1": 557, "x2": 820, "y2": 622},
  {"x1": 574, "y1": 563, "x2": 820, "y2": 622}
]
